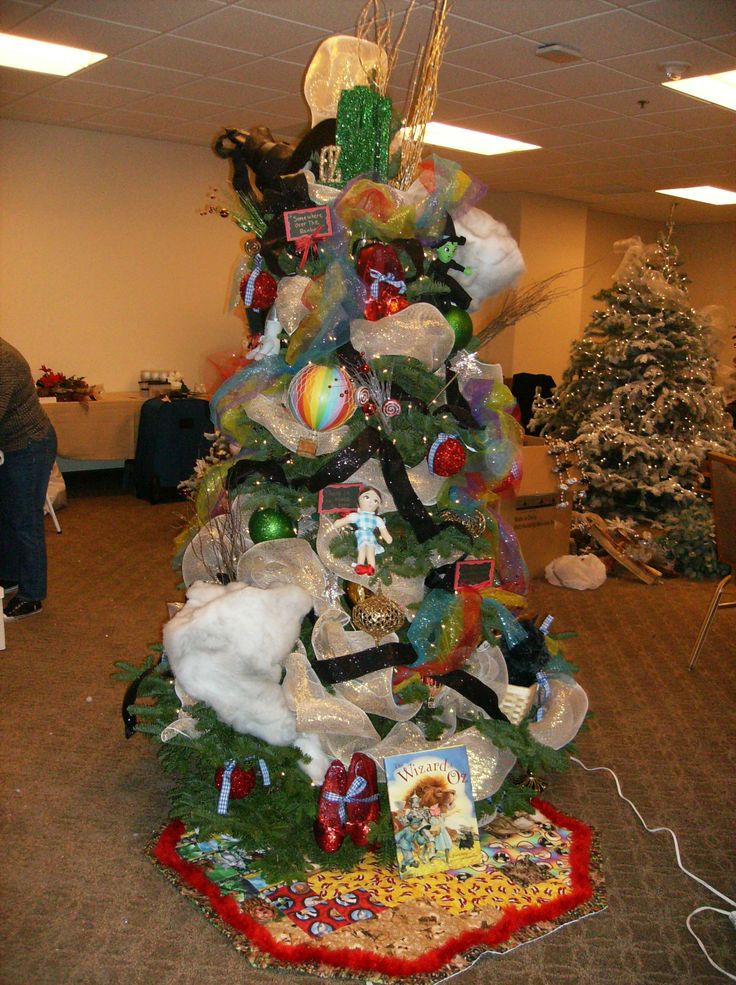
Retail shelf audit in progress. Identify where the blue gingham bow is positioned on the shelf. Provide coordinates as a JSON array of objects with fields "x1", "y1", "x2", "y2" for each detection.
[
  {"x1": 369, "y1": 268, "x2": 406, "y2": 299},
  {"x1": 322, "y1": 775, "x2": 378, "y2": 826},
  {"x1": 217, "y1": 759, "x2": 237, "y2": 815},
  {"x1": 242, "y1": 253, "x2": 264, "y2": 307},
  {"x1": 535, "y1": 670, "x2": 552, "y2": 722},
  {"x1": 216, "y1": 757, "x2": 270, "y2": 815}
]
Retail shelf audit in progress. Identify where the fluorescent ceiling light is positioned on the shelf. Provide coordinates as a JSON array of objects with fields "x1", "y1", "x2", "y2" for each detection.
[
  {"x1": 0, "y1": 32, "x2": 107, "y2": 76},
  {"x1": 404, "y1": 121, "x2": 540, "y2": 156},
  {"x1": 656, "y1": 185, "x2": 736, "y2": 206},
  {"x1": 663, "y1": 69, "x2": 736, "y2": 112}
]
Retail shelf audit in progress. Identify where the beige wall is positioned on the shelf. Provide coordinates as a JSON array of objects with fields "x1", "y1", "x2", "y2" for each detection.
[
  {"x1": 676, "y1": 221, "x2": 736, "y2": 318},
  {"x1": 2, "y1": 119, "x2": 734, "y2": 394},
  {"x1": 1, "y1": 119, "x2": 245, "y2": 392}
]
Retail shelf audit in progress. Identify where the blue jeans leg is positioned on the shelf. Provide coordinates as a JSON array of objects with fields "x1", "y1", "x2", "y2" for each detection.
[{"x1": 0, "y1": 426, "x2": 58, "y2": 601}]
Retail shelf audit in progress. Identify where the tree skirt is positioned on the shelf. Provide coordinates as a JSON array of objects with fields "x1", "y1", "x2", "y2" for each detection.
[{"x1": 148, "y1": 799, "x2": 606, "y2": 982}]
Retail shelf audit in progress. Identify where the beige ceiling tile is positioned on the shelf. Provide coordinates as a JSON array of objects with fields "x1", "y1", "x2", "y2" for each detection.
[
  {"x1": 172, "y1": 6, "x2": 323, "y2": 56},
  {"x1": 74, "y1": 58, "x2": 200, "y2": 91},
  {"x1": 668, "y1": 147, "x2": 736, "y2": 170},
  {"x1": 629, "y1": 0, "x2": 736, "y2": 40},
  {"x1": 50, "y1": 0, "x2": 225, "y2": 32},
  {"x1": 688, "y1": 124, "x2": 736, "y2": 147},
  {"x1": 0, "y1": 1, "x2": 45, "y2": 30},
  {"x1": 580, "y1": 84, "x2": 690, "y2": 115},
  {"x1": 602, "y1": 42, "x2": 736, "y2": 84},
  {"x1": 516, "y1": 62, "x2": 643, "y2": 97},
  {"x1": 513, "y1": 99, "x2": 618, "y2": 126},
  {"x1": 439, "y1": 79, "x2": 562, "y2": 113},
  {"x1": 9, "y1": 7, "x2": 156, "y2": 54},
  {"x1": 231, "y1": 0, "x2": 364, "y2": 32},
  {"x1": 0, "y1": 65, "x2": 51, "y2": 94},
  {"x1": 568, "y1": 115, "x2": 669, "y2": 139},
  {"x1": 242, "y1": 91, "x2": 308, "y2": 122},
  {"x1": 705, "y1": 34, "x2": 736, "y2": 57},
  {"x1": 123, "y1": 36, "x2": 253, "y2": 75},
  {"x1": 517, "y1": 126, "x2": 592, "y2": 148},
  {"x1": 455, "y1": 111, "x2": 549, "y2": 140},
  {"x1": 622, "y1": 129, "x2": 723, "y2": 151},
  {"x1": 446, "y1": 0, "x2": 610, "y2": 35},
  {"x1": 529, "y1": 9, "x2": 688, "y2": 59},
  {"x1": 82, "y1": 107, "x2": 178, "y2": 129},
  {"x1": 443, "y1": 11, "x2": 508, "y2": 51},
  {"x1": 35, "y1": 77, "x2": 141, "y2": 108},
  {"x1": 438, "y1": 61, "x2": 499, "y2": 93},
  {"x1": 643, "y1": 104, "x2": 736, "y2": 131},
  {"x1": 443, "y1": 36, "x2": 548, "y2": 79},
  {"x1": 1, "y1": 93, "x2": 94, "y2": 122},
  {"x1": 169, "y1": 77, "x2": 272, "y2": 107},
  {"x1": 217, "y1": 57, "x2": 307, "y2": 93},
  {"x1": 130, "y1": 93, "x2": 227, "y2": 119},
  {"x1": 432, "y1": 94, "x2": 499, "y2": 122}
]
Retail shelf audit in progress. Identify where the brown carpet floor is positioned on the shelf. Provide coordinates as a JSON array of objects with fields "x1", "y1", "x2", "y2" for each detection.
[{"x1": 1, "y1": 471, "x2": 734, "y2": 985}]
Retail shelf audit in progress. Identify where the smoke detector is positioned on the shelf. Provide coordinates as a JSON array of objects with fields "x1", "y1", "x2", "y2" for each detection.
[
  {"x1": 535, "y1": 43, "x2": 583, "y2": 65},
  {"x1": 660, "y1": 62, "x2": 690, "y2": 82}
]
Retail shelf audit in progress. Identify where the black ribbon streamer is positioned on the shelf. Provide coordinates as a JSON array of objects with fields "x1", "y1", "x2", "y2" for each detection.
[
  {"x1": 121, "y1": 663, "x2": 171, "y2": 738},
  {"x1": 226, "y1": 459, "x2": 288, "y2": 493},
  {"x1": 312, "y1": 645, "x2": 509, "y2": 723},
  {"x1": 313, "y1": 642, "x2": 416, "y2": 685}
]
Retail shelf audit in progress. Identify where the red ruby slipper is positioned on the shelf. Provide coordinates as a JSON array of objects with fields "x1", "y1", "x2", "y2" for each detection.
[
  {"x1": 345, "y1": 753, "x2": 379, "y2": 847},
  {"x1": 314, "y1": 759, "x2": 348, "y2": 853}
]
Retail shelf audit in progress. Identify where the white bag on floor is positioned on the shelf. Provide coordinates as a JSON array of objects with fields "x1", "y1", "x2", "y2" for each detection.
[{"x1": 545, "y1": 554, "x2": 606, "y2": 590}]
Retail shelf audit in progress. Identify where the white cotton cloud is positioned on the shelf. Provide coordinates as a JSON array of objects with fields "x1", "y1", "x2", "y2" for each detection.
[
  {"x1": 453, "y1": 207, "x2": 525, "y2": 311},
  {"x1": 163, "y1": 581, "x2": 329, "y2": 780}
]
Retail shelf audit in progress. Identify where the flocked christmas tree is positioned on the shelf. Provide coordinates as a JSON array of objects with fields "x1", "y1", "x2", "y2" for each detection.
[
  {"x1": 118, "y1": 16, "x2": 589, "y2": 884},
  {"x1": 533, "y1": 225, "x2": 736, "y2": 542}
]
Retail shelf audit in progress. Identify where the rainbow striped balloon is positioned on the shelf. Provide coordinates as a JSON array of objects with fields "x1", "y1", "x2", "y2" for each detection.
[{"x1": 287, "y1": 363, "x2": 356, "y2": 432}]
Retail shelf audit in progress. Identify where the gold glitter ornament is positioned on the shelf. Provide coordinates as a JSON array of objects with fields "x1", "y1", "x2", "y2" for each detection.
[
  {"x1": 441, "y1": 509, "x2": 487, "y2": 539},
  {"x1": 351, "y1": 591, "x2": 405, "y2": 643},
  {"x1": 344, "y1": 581, "x2": 374, "y2": 609},
  {"x1": 517, "y1": 770, "x2": 548, "y2": 793}
]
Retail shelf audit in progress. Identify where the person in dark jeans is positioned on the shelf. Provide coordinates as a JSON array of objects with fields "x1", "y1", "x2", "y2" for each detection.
[{"x1": 0, "y1": 338, "x2": 58, "y2": 620}]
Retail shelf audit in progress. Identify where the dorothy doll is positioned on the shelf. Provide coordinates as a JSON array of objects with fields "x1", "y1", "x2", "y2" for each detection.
[{"x1": 332, "y1": 486, "x2": 393, "y2": 577}]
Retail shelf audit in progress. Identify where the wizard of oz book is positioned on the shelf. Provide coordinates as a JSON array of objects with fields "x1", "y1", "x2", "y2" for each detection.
[{"x1": 384, "y1": 745, "x2": 482, "y2": 879}]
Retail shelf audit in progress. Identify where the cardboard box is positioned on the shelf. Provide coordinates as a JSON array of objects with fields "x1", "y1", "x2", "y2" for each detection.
[{"x1": 503, "y1": 441, "x2": 572, "y2": 578}]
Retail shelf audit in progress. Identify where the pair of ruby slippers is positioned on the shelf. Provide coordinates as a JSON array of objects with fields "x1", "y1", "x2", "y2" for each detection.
[
  {"x1": 314, "y1": 753, "x2": 379, "y2": 854},
  {"x1": 352, "y1": 563, "x2": 375, "y2": 576}
]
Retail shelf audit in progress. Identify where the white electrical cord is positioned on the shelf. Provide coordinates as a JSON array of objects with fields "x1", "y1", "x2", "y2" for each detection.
[{"x1": 571, "y1": 756, "x2": 736, "y2": 981}]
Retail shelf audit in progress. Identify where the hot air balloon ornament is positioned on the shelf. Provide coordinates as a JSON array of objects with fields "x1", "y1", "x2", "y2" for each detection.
[{"x1": 287, "y1": 363, "x2": 356, "y2": 455}]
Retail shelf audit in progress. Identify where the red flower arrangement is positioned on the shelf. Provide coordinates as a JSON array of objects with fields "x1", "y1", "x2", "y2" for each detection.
[{"x1": 36, "y1": 365, "x2": 96, "y2": 402}]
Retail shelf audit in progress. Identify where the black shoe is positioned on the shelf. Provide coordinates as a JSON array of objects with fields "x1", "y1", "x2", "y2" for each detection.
[{"x1": 4, "y1": 597, "x2": 42, "y2": 620}]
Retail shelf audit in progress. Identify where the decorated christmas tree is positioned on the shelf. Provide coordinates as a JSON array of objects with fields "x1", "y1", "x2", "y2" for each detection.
[
  {"x1": 120, "y1": 15, "x2": 589, "y2": 897},
  {"x1": 533, "y1": 228, "x2": 736, "y2": 539}
]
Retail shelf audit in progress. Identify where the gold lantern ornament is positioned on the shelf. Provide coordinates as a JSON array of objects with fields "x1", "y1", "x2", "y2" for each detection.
[{"x1": 351, "y1": 590, "x2": 405, "y2": 643}]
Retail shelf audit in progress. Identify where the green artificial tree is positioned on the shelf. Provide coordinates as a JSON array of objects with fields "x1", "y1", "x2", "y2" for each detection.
[{"x1": 533, "y1": 227, "x2": 735, "y2": 573}]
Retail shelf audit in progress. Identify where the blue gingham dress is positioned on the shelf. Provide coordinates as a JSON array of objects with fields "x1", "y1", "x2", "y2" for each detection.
[{"x1": 348, "y1": 510, "x2": 385, "y2": 555}]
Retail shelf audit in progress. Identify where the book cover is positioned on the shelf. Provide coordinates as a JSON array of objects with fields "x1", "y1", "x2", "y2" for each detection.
[{"x1": 384, "y1": 745, "x2": 482, "y2": 878}]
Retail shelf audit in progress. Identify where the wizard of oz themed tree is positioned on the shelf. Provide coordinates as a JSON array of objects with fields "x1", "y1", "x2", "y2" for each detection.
[
  {"x1": 533, "y1": 227, "x2": 736, "y2": 578},
  {"x1": 119, "y1": 9, "x2": 589, "y2": 893}
]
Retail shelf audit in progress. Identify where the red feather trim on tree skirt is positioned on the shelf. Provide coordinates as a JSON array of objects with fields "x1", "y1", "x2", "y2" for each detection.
[{"x1": 154, "y1": 798, "x2": 593, "y2": 978}]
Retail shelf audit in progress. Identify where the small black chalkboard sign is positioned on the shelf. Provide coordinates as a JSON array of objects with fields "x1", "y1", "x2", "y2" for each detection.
[
  {"x1": 454, "y1": 558, "x2": 495, "y2": 592},
  {"x1": 283, "y1": 205, "x2": 333, "y2": 242},
  {"x1": 318, "y1": 483, "x2": 362, "y2": 515}
]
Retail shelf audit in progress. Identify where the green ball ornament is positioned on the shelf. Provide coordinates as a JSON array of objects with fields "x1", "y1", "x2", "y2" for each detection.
[
  {"x1": 445, "y1": 306, "x2": 473, "y2": 353},
  {"x1": 248, "y1": 507, "x2": 296, "y2": 543}
]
